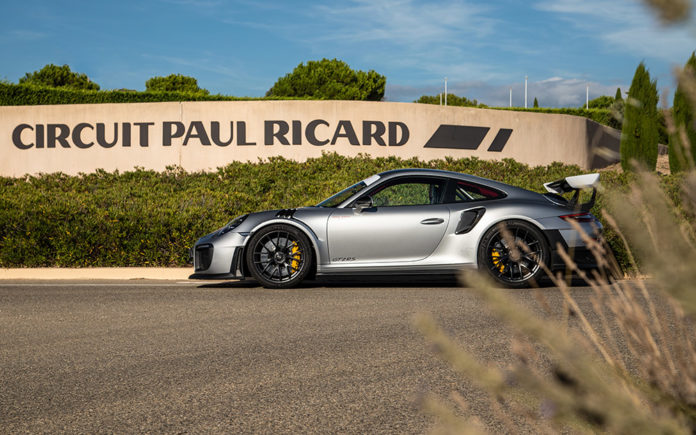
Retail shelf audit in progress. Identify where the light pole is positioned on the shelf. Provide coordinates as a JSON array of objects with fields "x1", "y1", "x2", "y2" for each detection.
[
  {"x1": 444, "y1": 77, "x2": 448, "y2": 106},
  {"x1": 524, "y1": 75, "x2": 528, "y2": 109},
  {"x1": 586, "y1": 85, "x2": 589, "y2": 110},
  {"x1": 509, "y1": 87, "x2": 512, "y2": 107}
]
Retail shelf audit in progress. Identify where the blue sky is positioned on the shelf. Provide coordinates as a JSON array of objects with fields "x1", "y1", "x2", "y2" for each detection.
[{"x1": 1, "y1": 0, "x2": 694, "y2": 107}]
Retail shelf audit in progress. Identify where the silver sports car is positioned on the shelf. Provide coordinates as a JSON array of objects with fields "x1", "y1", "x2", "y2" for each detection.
[{"x1": 189, "y1": 168, "x2": 602, "y2": 288}]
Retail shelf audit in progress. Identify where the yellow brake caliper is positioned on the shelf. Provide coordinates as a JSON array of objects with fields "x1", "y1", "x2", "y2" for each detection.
[
  {"x1": 491, "y1": 249, "x2": 505, "y2": 273},
  {"x1": 290, "y1": 242, "x2": 301, "y2": 272}
]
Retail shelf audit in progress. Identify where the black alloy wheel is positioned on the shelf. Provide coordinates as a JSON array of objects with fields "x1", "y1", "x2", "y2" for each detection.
[
  {"x1": 246, "y1": 224, "x2": 313, "y2": 288},
  {"x1": 477, "y1": 220, "x2": 549, "y2": 288}
]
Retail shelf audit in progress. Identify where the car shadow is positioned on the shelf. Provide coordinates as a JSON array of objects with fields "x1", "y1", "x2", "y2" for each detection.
[
  {"x1": 197, "y1": 275, "x2": 460, "y2": 289},
  {"x1": 196, "y1": 274, "x2": 593, "y2": 289}
]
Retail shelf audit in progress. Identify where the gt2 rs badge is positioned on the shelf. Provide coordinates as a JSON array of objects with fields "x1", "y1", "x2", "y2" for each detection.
[{"x1": 332, "y1": 257, "x2": 356, "y2": 262}]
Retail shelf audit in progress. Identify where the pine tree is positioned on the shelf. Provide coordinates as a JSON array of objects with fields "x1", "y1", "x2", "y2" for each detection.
[
  {"x1": 533, "y1": 97, "x2": 539, "y2": 108},
  {"x1": 19, "y1": 64, "x2": 99, "y2": 90},
  {"x1": 620, "y1": 62, "x2": 659, "y2": 171},
  {"x1": 615, "y1": 87, "x2": 623, "y2": 101},
  {"x1": 670, "y1": 52, "x2": 696, "y2": 173},
  {"x1": 266, "y1": 58, "x2": 386, "y2": 101}
]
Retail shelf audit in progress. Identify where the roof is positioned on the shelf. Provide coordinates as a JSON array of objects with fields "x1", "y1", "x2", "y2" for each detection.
[
  {"x1": 377, "y1": 168, "x2": 464, "y2": 177},
  {"x1": 375, "y1": 168, "x2": 538, "y2": 199}
]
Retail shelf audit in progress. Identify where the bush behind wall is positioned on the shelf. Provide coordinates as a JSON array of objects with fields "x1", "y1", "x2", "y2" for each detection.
[{"x1": 0, "y1": 82, "x2": 306, "y2": 105}]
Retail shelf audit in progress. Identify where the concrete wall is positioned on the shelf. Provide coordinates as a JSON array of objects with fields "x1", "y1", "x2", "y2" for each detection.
[{"x1": 0, "y1": 100, "x2": 620, "y2": 176}]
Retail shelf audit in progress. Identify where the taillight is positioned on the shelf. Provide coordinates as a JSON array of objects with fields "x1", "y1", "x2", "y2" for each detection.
[{"x1": 559, "y1": 212, "x2": 596, "y2": 223}]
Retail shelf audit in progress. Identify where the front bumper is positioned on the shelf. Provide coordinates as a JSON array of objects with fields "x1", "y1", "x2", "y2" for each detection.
[{"x1": 188, "y1": 232, "x2": 248, "y2": 280}]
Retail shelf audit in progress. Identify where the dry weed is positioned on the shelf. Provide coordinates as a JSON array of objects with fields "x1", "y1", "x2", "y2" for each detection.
[
  {"x1": 416, "y1": 176, "x2": 696, "y2": 432},
  {"x1": 417, "y1": 2, "x2": 696, "y2": 432}
]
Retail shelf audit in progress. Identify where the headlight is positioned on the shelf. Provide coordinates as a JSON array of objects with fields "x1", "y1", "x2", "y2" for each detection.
[{"x1": 219, "y1": 214, "x2": 248, "y2": 236}]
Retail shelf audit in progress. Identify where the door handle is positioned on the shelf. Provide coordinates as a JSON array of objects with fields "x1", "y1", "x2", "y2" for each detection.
[{"x1": 420, "y1": 218, "x2": 445, "y2": 225}]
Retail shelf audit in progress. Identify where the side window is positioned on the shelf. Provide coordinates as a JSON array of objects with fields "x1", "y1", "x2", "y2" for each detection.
[
  {"x1": 448, "y1": 180, "x2": 504, "y2": 203},
  {"x1": 370, "y1": 179, "x2": 446, "y2": 207}
]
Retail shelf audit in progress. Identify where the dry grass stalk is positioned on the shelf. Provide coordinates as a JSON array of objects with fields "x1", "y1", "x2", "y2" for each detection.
[
  {"x1": 609, "y1": 169, "x2": 696, "y2": 316},
  {"x1": 417, "y1": 5, "x2": 696, "y2": 430},
  {"x1": 416, "y1": 169, "x2": 696, "y2": 432}
]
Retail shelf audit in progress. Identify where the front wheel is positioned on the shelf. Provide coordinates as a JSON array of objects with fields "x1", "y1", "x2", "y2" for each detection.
[
  {"x1": 477, "y1": 220, "x2": 549, "y2": 288},
  {"x1": 245, "y1": 224, "x2": 313, "y2": 289}
]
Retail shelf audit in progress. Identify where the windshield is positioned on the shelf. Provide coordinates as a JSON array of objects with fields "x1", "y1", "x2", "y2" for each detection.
[
  {"x1": 316, "y1": 181, "x2": 367, "y2": 208},
  {"x1": 316, "y1": 174, "x2": 381, "y2": 207}
]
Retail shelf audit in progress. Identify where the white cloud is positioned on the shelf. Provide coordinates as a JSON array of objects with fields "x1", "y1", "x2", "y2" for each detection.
[
  {"x1": 535, "y1": 0, "x2": 696, "y2": 62},
  {"x1": 536, "y1": 0, "x2": 644, "y2": 20},
  {"x1": 523, "y1": 78, "x2": 621, "y2": 107},
  {"x1": 539, "y1": 77, "x2": 564, "y2": 83},
  {"x1": 301, "y1": 0, "x2": 517, "y2": 81},
  {"x1": 604, "y1": 26, "x2": 696, "y2": 62},
  {"x1": 313, "y1": 0, "x2": 498, "y2": 47}
]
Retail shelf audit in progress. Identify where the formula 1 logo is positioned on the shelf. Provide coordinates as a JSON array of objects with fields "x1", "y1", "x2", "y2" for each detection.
[{"x1": 424, "y1": 125, "x2": 512, "y2": 152}]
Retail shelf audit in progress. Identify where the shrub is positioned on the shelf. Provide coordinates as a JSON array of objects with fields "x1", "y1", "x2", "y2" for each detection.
[
  {"x1": 145, "y1": 74, "x2": 209, "y2": 95},
  {"x1": 415, "y1": 93, "x2": 484, "y2": 107},
  {"x1": 0, "y1": 82, "x2": 306, "y2": 106},
  {"x1": 584, "y1": 95, "x2": 614, "y2": 109}
]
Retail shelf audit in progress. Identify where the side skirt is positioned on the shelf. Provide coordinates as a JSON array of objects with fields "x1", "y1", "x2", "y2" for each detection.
[{"x1": 316, "y1": 264, "x2": 477, "y2": 276}]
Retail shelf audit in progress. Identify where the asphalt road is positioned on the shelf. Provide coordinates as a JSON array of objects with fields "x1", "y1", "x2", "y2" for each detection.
[{"x1": 1, "y1": 277, "x2": 607, "y2": 433}]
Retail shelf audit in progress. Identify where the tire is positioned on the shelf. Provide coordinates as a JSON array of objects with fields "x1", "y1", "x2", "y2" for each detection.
[
  {"x1": 477, "y1": 220, "x2": 549, "y2": 288},
  {"x1": 245, "y1": 224, "x2": 313, "y2": 289}
]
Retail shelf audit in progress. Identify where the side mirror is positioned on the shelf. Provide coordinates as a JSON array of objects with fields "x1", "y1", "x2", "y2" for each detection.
[{"x1": 354, "y1": 196, "x2": 373, "y2": 213}]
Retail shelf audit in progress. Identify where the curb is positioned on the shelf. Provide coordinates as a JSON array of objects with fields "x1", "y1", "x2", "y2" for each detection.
[{"x1": 0, "y1": 268, "x2": 192, "y2": 281}]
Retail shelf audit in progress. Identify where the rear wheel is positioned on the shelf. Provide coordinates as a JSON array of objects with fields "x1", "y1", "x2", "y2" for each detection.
[
  {"x1": 477, "y1": 220, "x2": 549, "y2": 288},
  {"x1": 246, "y1": 224, "x2": 313, "y2": 289}
]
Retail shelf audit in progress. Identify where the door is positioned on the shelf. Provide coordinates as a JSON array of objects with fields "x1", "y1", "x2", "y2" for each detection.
[{"x1": 327, "y1": 177, "x2": 450, "y2": 263}]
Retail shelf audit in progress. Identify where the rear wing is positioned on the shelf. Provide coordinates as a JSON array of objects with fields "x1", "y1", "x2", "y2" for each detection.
[{"x1": 543, "y1": 173, "x2": 599, "y2": 212}]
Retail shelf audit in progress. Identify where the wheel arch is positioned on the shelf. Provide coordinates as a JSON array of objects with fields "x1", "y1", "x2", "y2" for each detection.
[
  {"x1": 473, "y1": 216, "x2": 552, "y2": 266},
  {"x1": 240, "y1": 219, "x2": 321, "y2": 278}
]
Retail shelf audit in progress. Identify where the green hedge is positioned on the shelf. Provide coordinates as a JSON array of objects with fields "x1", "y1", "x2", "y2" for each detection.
[
  {"x1": 488, "y1": 106, "x2": 620, "y2": 129},
  {"x1": 413, "y1": 99, "x2": 619, "y2": 129},
  {"x1": 0, "y1": 82, "x2": 306, "y2": 106},
  {"x1": 1, "y1": 153, "x2": 667, "y2": 270}
]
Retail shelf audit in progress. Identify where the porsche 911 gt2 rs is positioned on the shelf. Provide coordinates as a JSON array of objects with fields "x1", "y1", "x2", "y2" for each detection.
[{"x1": 189, "y1": 169, "x2": 602, "y2": 288}]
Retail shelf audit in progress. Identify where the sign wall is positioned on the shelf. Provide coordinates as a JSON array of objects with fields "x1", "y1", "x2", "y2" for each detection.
[{"x1": 0, "y1": 100, "x2": 620, "y2": 176}]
